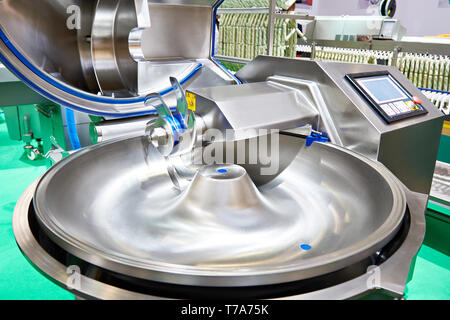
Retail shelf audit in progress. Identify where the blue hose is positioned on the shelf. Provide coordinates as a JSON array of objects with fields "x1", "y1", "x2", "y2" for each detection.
[{"x1": 65, "y1": 108, "x2": 81, "y2": 150}]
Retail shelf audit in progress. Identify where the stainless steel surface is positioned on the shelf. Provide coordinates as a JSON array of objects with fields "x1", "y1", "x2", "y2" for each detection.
[
  {"x1": 3, "y1": 0, "x2": 440, "y2": 300},
  {"x1": 236, "y1": 57, "x2": 445, "y2": 194},
  {"x1": 0, "y1": 0, "x2": 236, "y2": 116},
  {"x1": 236, "y1": 57, "x2": 382, "y2": 159},
  {"x1": 92, "y1": 116, "x2": 156, "y2": 143},
  {"x1": 284, "y1": 188, "x2": 428, "y2": 300},
  {"x1": 132, "y1": 4, "x2": 212, "y2": 61},
  {"x1": 77, "y1": 1, "x2": 100, "y2": 94},
  {"x1": 91, "y1": 0, "x2": 138, "y2": 96},
  {"x1": 0, "y1": 0, "x2": 89, "y2": 90},
  {"x1": 317, "y1": 60, "x2": 444, "y2": 194},
  {"x1": 33, "y1": 135, "x2": 406, "y2": 287},
  {"x1": 266, "y1": 75, "x2": 343, "y2": 146},
  {"x1": 215, "y1": 55, "x2": 252, "y2": 65},
  {"x1": 8, "y1": 52, "x2": 437, "y2": 298},
  {"x1": 13, "y1": 180, "x2": 164, "y2": 300},
  {"x1": 13, "y1": 168, "x2": 426, "y2": 299},
  {"x1": 167, "y1": 129, "x2": 302, "y2": 187},
  {"x1": 188, "y1": 81, "x2": 319, "y2": 136},
  {"x1": 129, "y1": 3, "x2": 235, "y2": 95}
]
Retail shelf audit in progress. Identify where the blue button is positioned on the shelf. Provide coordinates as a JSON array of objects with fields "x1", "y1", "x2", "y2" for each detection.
[{"x1": 300, "y1": 244, "x2": 311, "y2": 250}]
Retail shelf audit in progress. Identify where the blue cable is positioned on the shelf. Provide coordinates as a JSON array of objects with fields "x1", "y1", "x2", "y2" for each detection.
[
  {"x1": 65, "y1": 108, "x2": 81, "y2": 150},
  {"x1": 419, "y1": 87, "x2": 450, "y2": 95}
]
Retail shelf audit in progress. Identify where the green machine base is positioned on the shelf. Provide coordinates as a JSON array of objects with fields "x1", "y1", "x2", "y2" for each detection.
[{"x1": 1, "y1": 104, "x2": 66, "y2": 168}]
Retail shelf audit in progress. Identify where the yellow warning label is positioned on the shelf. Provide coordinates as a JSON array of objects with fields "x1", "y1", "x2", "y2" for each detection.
[
  {"x1": 186, "y1": 92, "x2": 196, "y2": 112},
  {"x1": 444, "y1": 121, "x2": 450, "y2": 129}
]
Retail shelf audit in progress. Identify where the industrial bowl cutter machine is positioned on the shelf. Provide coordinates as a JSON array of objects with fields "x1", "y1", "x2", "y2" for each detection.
[{"x1": 0, "y1": 1, "x2": 444, "y2": 299}]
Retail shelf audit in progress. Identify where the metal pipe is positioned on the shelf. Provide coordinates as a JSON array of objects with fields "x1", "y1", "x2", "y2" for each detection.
[
  {"x1": 91, "y1": 115, "x2": 156, "y2": 143},
  {"x1": 267, "y1": 0, "x2": 276, "y2": 56}
]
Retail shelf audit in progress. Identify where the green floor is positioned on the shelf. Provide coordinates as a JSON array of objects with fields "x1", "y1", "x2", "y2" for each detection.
[
  {"x1": 0, "y1": 112, "x2": 74, "y2": 300},
  {"x1": 0, "y1": 112, "x2": 448, "y2": 300}
]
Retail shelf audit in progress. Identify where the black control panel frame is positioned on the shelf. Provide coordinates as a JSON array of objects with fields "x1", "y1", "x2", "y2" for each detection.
[{"x1": 346, "y1": 71, "x2": 428, "y2": 124}]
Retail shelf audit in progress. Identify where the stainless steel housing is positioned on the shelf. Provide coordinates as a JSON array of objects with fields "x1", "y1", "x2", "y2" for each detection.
[{"x1": 236, "y1": 57, "x2": 444, "y2": 195}]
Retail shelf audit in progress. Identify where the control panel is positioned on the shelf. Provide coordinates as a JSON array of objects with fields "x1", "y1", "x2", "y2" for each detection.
[{"x1": 346, "y1": 71, "x2": 428, "y2": 123}]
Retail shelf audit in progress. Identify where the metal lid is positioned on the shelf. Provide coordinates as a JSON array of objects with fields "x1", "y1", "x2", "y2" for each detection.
[{"x1": 0, "y1": 0, "x2": 236, "y2": 117}]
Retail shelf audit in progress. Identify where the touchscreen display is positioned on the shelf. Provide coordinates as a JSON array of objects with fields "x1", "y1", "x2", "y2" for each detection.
[
  {"x1": 356, "y1": 76, "x2": 407, "y2": 104},
  {"x1": 346, "y1": 71, "x2": 428, "y2": 123}
]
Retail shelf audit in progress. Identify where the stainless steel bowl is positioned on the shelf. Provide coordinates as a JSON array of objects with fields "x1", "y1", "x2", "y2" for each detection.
[{"x1": 33, "y1": 134, "x2": 406, "y2": 287}]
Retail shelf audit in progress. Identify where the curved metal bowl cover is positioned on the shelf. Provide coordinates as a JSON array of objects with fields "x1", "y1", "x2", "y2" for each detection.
[
  {"x1": 33, "y1": 135, "x2": 406, "y2": 287},
  {"x1": 0, "y1": 0, "x2": 233, "y2": 117}
]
